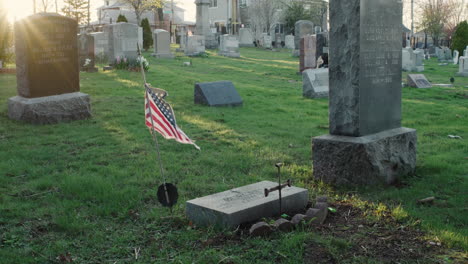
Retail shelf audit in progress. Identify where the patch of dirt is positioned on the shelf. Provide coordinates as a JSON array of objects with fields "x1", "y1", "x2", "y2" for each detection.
[{"x1": 304, "y1": 201, "x2": 446, "y2": 263}]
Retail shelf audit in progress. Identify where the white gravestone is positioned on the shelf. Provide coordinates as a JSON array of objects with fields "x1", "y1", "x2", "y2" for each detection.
[
  {"x1": 185, "y1": 35, "x2": 206, "y2": 56},
  {"x1": 285, "y1": 35, "x2": 295, "y2": 49},
  {"x1": 152, "y1": 29, "x2": 174, "y2": 59},
  {"x1": 239, "y1": 28, "x2": 254, "y2": 47},
  {"x1": 457, "y1": 57, "x2": 468, "y2": 77},
  {"x1": 263, "y1": 34, "x2": 272, "y2": 49},
  {"x1": 219, "y1": 35, "x2": 240, "y2": 57},
  {"x1": 453, "y1": 50, "x2": 459, "y2": 64}
]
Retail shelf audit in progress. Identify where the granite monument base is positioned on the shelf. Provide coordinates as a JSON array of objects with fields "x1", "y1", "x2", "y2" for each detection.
[
  {"x1": 8, "y1": 92, "x2": 91, "y2": 124},
  {"x1": 186, "y1": 181, "x2": 308, "y2": 228},
  {"x1": 456, "y1": 72, "x2": 468, "y2": 77},
  {"x1": 312, "y1": 127, "x2": 417, "y2": 186}
]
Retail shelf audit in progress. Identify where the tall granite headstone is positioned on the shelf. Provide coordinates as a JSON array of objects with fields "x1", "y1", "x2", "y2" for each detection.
[
  {"x1": 293, "y1": 20, "x2": 314, "y2": 56},
  {"x1": 300, "y1": 35, "x2": 315, "y2": 72},
  {"x1": 312, "y1": 0, "x2": 417, "y2": 185},
  {"x1": 104, "y1": 22, "x2": 139, "y2": 62},
  {"x1": 8, "y1": 13, "x2": 91, "y2": 124},
  {"x1": 78, "y1": 33, "x2": 98, "y2": 72},
  {"x1": 152, "y1": 29, "x2": 174, "y2": 59},
  {"x1": 195, "y1": 0, "x2": 217, "y2": 49}
]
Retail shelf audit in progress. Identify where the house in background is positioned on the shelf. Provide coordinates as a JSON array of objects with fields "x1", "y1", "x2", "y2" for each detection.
[{"x1": 96, "y1": 0, "x2": 188, "y2": 32}]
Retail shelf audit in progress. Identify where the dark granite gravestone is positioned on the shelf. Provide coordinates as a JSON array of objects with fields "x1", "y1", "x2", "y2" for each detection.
[
  {"x1": 194, "y1": 81, "x2": 243, "y2": 107},
  {"x1": 8, "y1": 13, "x2": 91, "y2": 124},
  {"x1": 300, "y1": 34, "x2": 326, "y2": 72},
  {"x1": 312, "y1": 0, "x2": 417, "y2": 186},
  {"x1": 78, "y1": 33, "x2": 98, "y2": 72},
  {"x1": 407, "y1": 74, "x2": 432, "y2": 88}
]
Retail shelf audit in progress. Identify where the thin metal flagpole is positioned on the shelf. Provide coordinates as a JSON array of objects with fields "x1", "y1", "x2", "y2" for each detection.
[{"x1": 137, "y1": 44, "x2": 171, "y2": 209}]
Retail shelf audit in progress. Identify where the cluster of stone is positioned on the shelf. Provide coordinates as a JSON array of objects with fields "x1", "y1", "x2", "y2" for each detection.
[
  {"x1": 435, "y1": 47, "x2": 453, "y2": 62},
  {"x1": 402, "y1": 48, "x2": 424, "y2": 72},
  {"x1": 249, "y1": 196, "x2": 329, "y2": 237}
]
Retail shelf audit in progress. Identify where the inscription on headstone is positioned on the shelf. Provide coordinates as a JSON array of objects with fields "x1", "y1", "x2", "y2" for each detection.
[
  {"x1": 186, "y1": 181, "x2": 308, "y2": 228},
  {"x1": 14, "y1": 13, "x2": 79, "y2": 98},
  {"x1": 407, "y1": 74, "x2": 432, "y2": 88}
]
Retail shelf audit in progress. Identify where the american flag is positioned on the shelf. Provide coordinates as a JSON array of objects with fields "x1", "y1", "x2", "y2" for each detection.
[{"x1": 145, "y1": 84, "x2": 200, "y2": 150}]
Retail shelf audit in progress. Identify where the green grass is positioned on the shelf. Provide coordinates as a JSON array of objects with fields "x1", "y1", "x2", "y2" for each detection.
[{"x1": 0, "y1": 46, "x2": 467, "y2": 263}]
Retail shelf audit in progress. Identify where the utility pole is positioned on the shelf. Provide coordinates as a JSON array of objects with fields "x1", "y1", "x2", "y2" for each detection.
[
  {"x1": 55, "y1": 0, "x2": 58, "y2": 13},
  {"x1": 33, "y1": 0, "x2": 36, "y2": 14},
  {"x1": 411, "y1": 0, "x2": 414, "y2": 48},
  {"x1": 171, "y1": 0, "x2": 175, "y2": 43},
  {"x1": 88, "y1": 0, "x2": 90, "y2": 26}
]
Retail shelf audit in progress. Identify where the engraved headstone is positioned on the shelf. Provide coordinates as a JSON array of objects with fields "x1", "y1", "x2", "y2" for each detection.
[
  {"x1": 293, "y1": 20, "x2": 314, "y2": 56},
  {"x1": 8, "y1": 13, "x2": 91, "y2": 124},
  {"x1": 219, "y1": 35, "x2": 240, "y2": 57},
  {"x1": 402, "y1": 48, "x2": 424, "y2": 72},
  {"x1": 312, "y1": 0, "x2": 417, "y2": 186},
  {"x1": 285, "y1": 35, "x2": 295, "y2": 49},
  {"x1": 457, "y1": 56, "x2": 468, "y2": 77},
  {"x1": 152, "y1": 29, "x2": 174, "y2": 58},
  {"x1": 185, "y1": 35, "x2": 205, "y2": 56},
  {"x1": 303, "y1": 68, "x2": 329, "y2": 98},
  {"x1": 104, "y1": 22, "x2": 139, "y2": 62},
  {"x1": 78, "y1": 33, "x2": 98, "y2": 72},
  {"x1": 186, "y1": 181, "x2": 308, "y2": 228},
  {"x1": 300, "y1": 35, "x2": 316, "y2": 72},
  {"x1": 239, "y1": 28, "x2": 254, "y2": 47},
  {"x1": 407, "y1": 74, "x2": 432, "y2": 88},
  {"x1": 263, "y1": 34, "x2": 272, "y2": 49},
  {"x1": 194, "y1": 81, "x2": 242, "y2": 107},
  {"x1": 90, "y1": 32, "x2": 109, "y2": 62}
]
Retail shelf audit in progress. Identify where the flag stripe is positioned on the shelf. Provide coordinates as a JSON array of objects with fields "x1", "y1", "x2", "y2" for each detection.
[{"x1": 144, "y1": 87, "x2": 200, "y2": 150}]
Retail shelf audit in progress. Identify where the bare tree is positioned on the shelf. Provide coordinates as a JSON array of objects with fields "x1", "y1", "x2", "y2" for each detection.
[
  {"x1": 416, "y1": 0, "x2": 453, "y2": 46},
  {"x1": 38, "y1": 0, "x2": 53, "y2": 12},
  {"x1": 443, "y1": 0, "x2": 467, "y2": 42},
  {"x1": 248, "y1": 0, "x2": 282, "y2": 41},
  {"x1": 118, "y1": 0, "x2": 165, "y2": 25}
]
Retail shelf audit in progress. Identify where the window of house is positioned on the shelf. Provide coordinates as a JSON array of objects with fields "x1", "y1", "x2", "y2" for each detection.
[
  {"x1": 275, "y1": 24, "x2": 284, "y2": 34},
  {"x1": 240, "y1": 0, "x2": 247, "y2": 7},
  {"x1": 210, "y1": 0, "x2": 218, "y2": 8}
]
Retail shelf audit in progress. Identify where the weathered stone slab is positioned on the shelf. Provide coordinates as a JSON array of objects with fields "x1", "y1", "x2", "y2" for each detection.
[
  {"x1": 8, "y1": 92, "x2": 91, "y2": 124},
  {"x1": 303, "y1": 68, "x2": 329, "y2": 98},
  {"x1": 219, "y1": 35, "x2": 240, "y2": 57},
  {"x1": 285, "y1": 35, "x2": 295, "y2": 49},
  {"x1": 263, "y1": 34, "x2": 272, "y2": 49},
  {"x1": 313, "y1": 127, "x2": 417, "y2": 185},
  {"x1": 185, "y1": 35, "x2": 205, "y2": 56},
  {"x1": 194, "y1": 81, "x2": 242, "y2": 107},
  {"x1": 407, "y1": 74, "x2": 432, "y2": 88},
  {"x1": 239, "y1": 28, "x2": 254, "y2": 47},
  {"x1": 103, "y1": 22, "x2": 139, "y2": 62},
  {"x1": 14, "y1": 13, "x2": 79, "y2": 98},
  {"x1": 152, "y1": 29, "x2": 174, "y2": 59},
  {"x1": 186, "y1": 181, "x2": 309, "y2": 228}
]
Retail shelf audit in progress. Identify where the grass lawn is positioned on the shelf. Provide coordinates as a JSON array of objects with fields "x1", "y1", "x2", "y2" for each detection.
[{"x1": 0, "y1": 46, "x2": 467, "y2": 263}]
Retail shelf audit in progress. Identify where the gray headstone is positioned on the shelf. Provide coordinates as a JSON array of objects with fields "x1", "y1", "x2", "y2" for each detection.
[
  {"x1": 90, "y1": 32, "x2": 109, "y2": 62},
  {"x1": 329, "y1": 0, "x2": 402, "y2": 137},
  {"x1": 185, "y1": 35, "x2": 206, "y2": 56},
  {"x1": 194, "y1": 81, "x2": 243, "y2": 107},
  {"x1": 78, "y1": 33, "x2": 98, "y2": 72},
  {"x1": 152, "y1": 29, "x2": 174, "y2": 59},
  {"x1": 312, "y1": 0, "x2": 416, "y2": 186},
  {"x1": 407, "y1": 74, "x2": 432, "y2": 88},
  {"x1": 263, "y1": 34, "x2": 272, "y2": 49},
  {"x1": 186, "y1": 181, "x2": 309, "y2": 228},
  {"x1": 104, "y1": 22, "x2": 139, "y2": 62},
  {"x1": 303, "y1": 68, "x2": 329, "y2": 98},
  {"x1": 294, "y1": 20, "x2": 314, "y2": 53},
  {"x1": 285, "y1": 35, "x2": 295, "y2": 49},
  {"x1": 457, "y1": 56, "x2": 468, "y2": 77},
  {"x1": 239, "y1": 28, "x2": 254, "y2": 47},
  {"x1": 219, "y1": 35, "x2": 240, "y2": 57},
  {"x1": 453, "y1": 50, "x2": 459, "y2": 64}
]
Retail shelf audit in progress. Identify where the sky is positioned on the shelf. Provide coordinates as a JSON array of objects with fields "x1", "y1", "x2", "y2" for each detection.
[{"x1": 1, "y1": 0, "x2": 197, "y2": 23}]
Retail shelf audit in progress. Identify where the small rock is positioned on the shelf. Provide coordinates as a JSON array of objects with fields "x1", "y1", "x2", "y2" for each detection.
[
  {"x1": 448, "y1": 135, "x2": 462, "y2": 139},
  {"x1": 316, "y1": 196, "x2": 328, "y2": 203},
  {"x1": 273, "y1": 218, "x2": 294, "y2": 232},
  {"x1": 306, "y1": 208, "x2": 327, "y2": 225},
  {"x1": 291, "y1": 214, "x2": 306, "y2": 225},
  {"x1": 305, "y1": 208, "x2": 320, "y2": 220},
  {"x1": 314, "y1": 202, "x2": 328, "y2": 210},
  {"x1": 358, "y1": 224, "x2": 364, "y2": 228},
  {"x1": 249, "y1": 222, "x2": 272, "y2": 237},
  {"x1": 313, "y1": 202, "x2": 329, "y2": 224}
]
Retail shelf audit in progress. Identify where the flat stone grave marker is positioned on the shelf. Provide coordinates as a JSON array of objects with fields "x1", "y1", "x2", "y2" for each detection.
[
  {"x1": 194, "y1": 81, "x2": 242, "y2": 107},
  {"x1": 303, "y1": 68, "x2": 329, "y2": 98},
  {"x1": 407, "y1": 74, "x2": 432, "y2": 88},
  {"x1": 186, "y1": 181, "x2": 308, "y2": 228}
]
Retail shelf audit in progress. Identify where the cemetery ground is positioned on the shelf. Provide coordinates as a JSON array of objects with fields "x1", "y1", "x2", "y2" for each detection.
[{"x1": 0, "y1": 47, "x2": 467, "y2": 263}]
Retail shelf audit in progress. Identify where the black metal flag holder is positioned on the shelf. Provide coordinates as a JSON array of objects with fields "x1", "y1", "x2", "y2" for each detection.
[
  {"x1": 264, "y1": 163, "x2": 291, "y2": 216},
  {"x1": 137, "y1": 44, "x2": 178, "y2": 211}
]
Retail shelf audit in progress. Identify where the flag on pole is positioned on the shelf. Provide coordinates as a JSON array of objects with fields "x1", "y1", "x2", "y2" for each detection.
[{"x1": 145, "y1": 84, "x2": 200, "y2": 150}]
